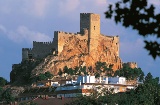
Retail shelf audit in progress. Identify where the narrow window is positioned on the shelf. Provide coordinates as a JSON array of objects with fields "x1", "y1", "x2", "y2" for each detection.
[{"x1": 94, "y1": 26, "x2": 95, "y2": 30}]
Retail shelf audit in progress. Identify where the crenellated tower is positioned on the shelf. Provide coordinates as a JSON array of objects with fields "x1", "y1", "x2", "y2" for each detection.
[{"x1": 80, "y1": 13, "x2": 100, "y2": 53}]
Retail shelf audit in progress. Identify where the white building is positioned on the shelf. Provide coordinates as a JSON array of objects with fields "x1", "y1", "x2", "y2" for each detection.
[
  {"x1": 77, "y1": 75, "x2": 95, "y2": 84},
  {"x1": 54, "y1": 75, "x2": 136, "y2": 98},
  {"x1": 108, "y1": 76, "x2": 126, "y2": 84}
]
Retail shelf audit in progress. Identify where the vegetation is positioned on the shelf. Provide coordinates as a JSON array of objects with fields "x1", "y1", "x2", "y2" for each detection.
[
  {"x1": 62, "y1": 66, "x2": 88, "y2": 76},
  {"x1": 10, "y1": 59, "x2": 43, "y2": 85},
  {"x1": 58, "y1": 69, "x2": 63, "y2": 76},
  {"x1": 0, "y1": 77, "x2": 8, "y2": 87},
  {"x1": 95, "y1": 61, "x2": 114, "y2": 77},
  {"x1": 37, "y1": 71, "x2": 53, "y2": 81},
  {"x1": 114, "y1": 66, "x2": 144, "y2": 81},
  {"x1": 59, "y1": 61, "x2": 144, "y2": 80},
  {"x1": 105, "y1": 0, "x2": 160, "y2": 59},
  {"x1": 66, "y1": 73, "x2": 160, "y2": 105},
  {"x1": 0, "y1": 88, "x2": 15, "y2": 104}
]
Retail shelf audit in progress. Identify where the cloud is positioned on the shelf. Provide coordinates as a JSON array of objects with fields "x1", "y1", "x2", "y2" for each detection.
[
  {"x1": 58, "y1": 0, "x2": 80, "y2": 15},
  {"x1": 22, "y1": 0, "x2": 51, "y2": 18},
  {"x1": 0, "y1": 0, "x2": 52, "y2": 18},
  {"x1": 0, "y1": 0, "x2": 110, "y2": 20},
  {"x1": 0, "y1": 24, "x2": 7, "y2": 33},
  {"x1": 0, "y1": 25, "x2": 52, "y2": 43}
]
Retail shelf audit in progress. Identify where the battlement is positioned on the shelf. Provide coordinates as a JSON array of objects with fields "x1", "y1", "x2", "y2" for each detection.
[
  {"x1": 123, "y1": 62, "x2": 138, "y2": 68},
  {"x1": 54, "y1": 28, "x2": 89, "y2": 36},
  {"x1": 80, "y1": 13, "x2": 92, "y2": 15},
  {"x1": 81, "y1": 13, "x2": 91, "y2": 14},
  {"x1": 22, "y1": 48, "x2": 32, "y2": 51},
  {"x1": 54, "y1": 31, "x2": 79, "y2": 35},
  {"x1": 21, "y1": 13, "x2": 119, "y2": 62},
  {"x1": 80, "y1": 13, "x2": 99, "y2": 16},
  {"x1": 33, "y1": 41, "x2": 53, "y2": 45}
]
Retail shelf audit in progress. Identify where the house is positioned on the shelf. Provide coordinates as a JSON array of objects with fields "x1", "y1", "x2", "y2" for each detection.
[{"x1": 55, "y1": 75, "x2": 135, "y2": 98}]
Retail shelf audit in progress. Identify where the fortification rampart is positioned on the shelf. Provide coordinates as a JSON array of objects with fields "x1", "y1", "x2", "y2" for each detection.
[
  {"x1": 54, "y1": 29, "x2": 89, "y2": 54},
  {"x1": 22, "y1": 48, "x2": 33, "y2": 61},
  {"x1": 22, "y1": 13, "x2": 120, "y2": 61},
  {"x1": 123, "y1": 62, "x2": 138, "y2": 68},
  {"x1": 100, "y1": 35, "x2": 119, "y2": 57}
]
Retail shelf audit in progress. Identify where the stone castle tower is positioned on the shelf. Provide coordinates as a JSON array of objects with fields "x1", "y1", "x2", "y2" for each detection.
[
  {"x1": 80, "y1": 13, "x2": 100, "y2": 53},
  {"x1": 22, "y1": 13, "x2": 119, "y2": 61},
  {"x1": 10, "y1": 13, "x2": 139, "y2": 84},
  {"x1": 18, "y1": 13, "x2": 138, "y2": 77}
]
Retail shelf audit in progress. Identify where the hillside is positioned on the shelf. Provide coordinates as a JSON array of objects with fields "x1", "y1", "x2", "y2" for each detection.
[{"x1": 10, "y1": 13, "x2": 136, "y2": 85}]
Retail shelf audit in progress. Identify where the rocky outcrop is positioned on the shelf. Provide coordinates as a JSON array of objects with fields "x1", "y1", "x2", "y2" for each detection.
[
  {"x1": 10, "y1": 13, "x2": 126, "y2": 84},
  {"x1": 31, "y1": 34, "x2": 122, "y2": 77}
]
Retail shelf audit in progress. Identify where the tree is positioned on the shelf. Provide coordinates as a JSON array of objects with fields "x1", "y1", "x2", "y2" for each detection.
[
  {"x1": 105, "y1": 0, "x2": 160, "y2": 59},
  {"x1": 95, "y1": 61, "x2": 114, "y2": 76},
  {"x1": 106, "y1": 73, "x2": 160, "y2": 105},
  {"x1": 37, "y1": 71, "x2": 53, "y2": 81},
  {"x1": 0, "y1": 77, "x2": 7, "y2": 87},
  {"x1": 63, "y1": 66, "x2": 69, "y2": 74},
  {"x1": 114, "y1": 66, "x2": 144, "y2": 81},
  {"x1": 58, "y1": 69, "x2": 63, "y2": 76},
  {"x1": 0, "y1": 87, "x2": 3, "y2": 101},
  {"x1": 45, "y1": 71, "x2": 53, "y2": 79},
  {"x1": 38, "y1": 73, "x2": 47, "y2": 81},
  {"x1": 74, "y1": 66, "x2": 79, "y2": 75},
  {"x1": 66, "y1": 72, "x2": 160, "y2": 105},
  {"x1": 1, "y1": 88, "x2": 15, "y2": 104},
  {"x1": 68, "y1": 68, "x2": 74, "y2": 75}
]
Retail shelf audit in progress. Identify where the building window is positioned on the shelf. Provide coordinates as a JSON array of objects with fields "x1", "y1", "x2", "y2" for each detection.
[{"x1": 94, "y1": 26, "x2": 95, "y2": 30}]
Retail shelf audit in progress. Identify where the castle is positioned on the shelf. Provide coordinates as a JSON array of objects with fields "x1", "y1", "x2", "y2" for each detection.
[
  {"x1": 22, "y1": 13, "x2": 119, "y2": 60},
  {"x1": 20, "y1": 13, "x2": 137, "y2": 75}
]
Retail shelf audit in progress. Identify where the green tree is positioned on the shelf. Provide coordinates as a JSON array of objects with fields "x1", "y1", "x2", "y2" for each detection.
[
  {"x1": 66, "y1": 72, "x2": 160, "y2": 105},
  {"x1": 95, "y1": 61, "x2": 114, "y2": 76},
  {"x1": 0, "y1": 77, "x2": 7, "y2": 87},
  {"x1": 79, "y1": 66, "x2": 88, "y2": 75},
  {"x1": 1, "y1": 88, "x2": 15, "y2": 104},
  {"x1": 38, "y1": 73, "x2": 47, "y2": 81},
  {"x1": 0, "y1": 87, "x2": 3, "y2": 101},
  {"x1": 105, "y1": 0, "x2": 160, "y2": 59},
  {"x1": 114, "y1": 66, "x2": 144, "y2": 81},
  {"x1": 74, "y1": 66, "x2": 79, "y2": 75},
  {"x1": 68, "y1": 68, "x2": 74, "y2": 75},
  {"x1": 63, "y1": 66, "x2": 69, "y2": 74},
  {"x1": 58, "y1": 69, "x2": 63, "y2": 76},
  {"x1": 37, "y1": 71, "x2": 53, "y2": 81},
  {"x1": 106, "y1": 73, "x2": 160, "y2": 105},
  {"x1": 45, "y1": 71, "x2": 53, "y2": 79}
]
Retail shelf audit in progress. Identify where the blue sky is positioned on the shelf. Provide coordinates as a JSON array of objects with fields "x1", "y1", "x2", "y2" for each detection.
[{"x1": 0, "y1": 0, "x2": 160, "y2": 81}]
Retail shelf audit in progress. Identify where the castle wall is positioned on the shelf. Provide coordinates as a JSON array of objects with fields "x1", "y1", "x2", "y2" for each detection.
[
  {"x1": 100, "y1": 35, "x2": 119, "y2": 57},
  {"x1": 54, "y1": 30, "x2": 88, "y2": 54},
  {"x1": 80, "y1": 13, "x2": 100, "y2": 52},
  {"x1": 32, "y1": 41, "x2": 54, "y2": 59},
  {"x1": 80, "y1": 13, "x2": 90, "y2": 34},
  {"x1": 22, "y1": 48, "x2": 32, "y2": 61},
  {"x1": 123, "y1": 62, "x2": 138, "y2": 68}
]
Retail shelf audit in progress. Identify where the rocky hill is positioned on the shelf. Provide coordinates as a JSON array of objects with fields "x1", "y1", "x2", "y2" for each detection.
[
  {"x1": 10, "y1": 13, "x2": 136, "y2": 85},
  {"x1": 31, "y1": 35, "x2": 122, "y2": 76}
]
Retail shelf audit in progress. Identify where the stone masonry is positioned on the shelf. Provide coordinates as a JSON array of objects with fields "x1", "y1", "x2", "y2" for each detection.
[{"x1": 19, "y1": 13, "x2": 136, "y2": 76}]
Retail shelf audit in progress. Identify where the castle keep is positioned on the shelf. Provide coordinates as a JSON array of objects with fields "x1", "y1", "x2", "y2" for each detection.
[
  {"x1": 20, "y1": 13, "x2": 136, "y2": 75},
  {"x1": 22, "y1": 13, "x2": 119, "y2": 60}
]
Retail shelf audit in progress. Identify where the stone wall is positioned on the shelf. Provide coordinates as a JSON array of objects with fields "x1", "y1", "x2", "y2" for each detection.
[
  {"x1": 22, "y1": 41, "x2": 55, "y2": 61},
  {"x1": 123, "y1": 62, "x2": 138, "y2": 68},
  {"x1": 54, "y1": 29, "x2": 88, "y2": 55},
  {"x1": 20, "y1": 13, "x2": 130, "y2": 76}
]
